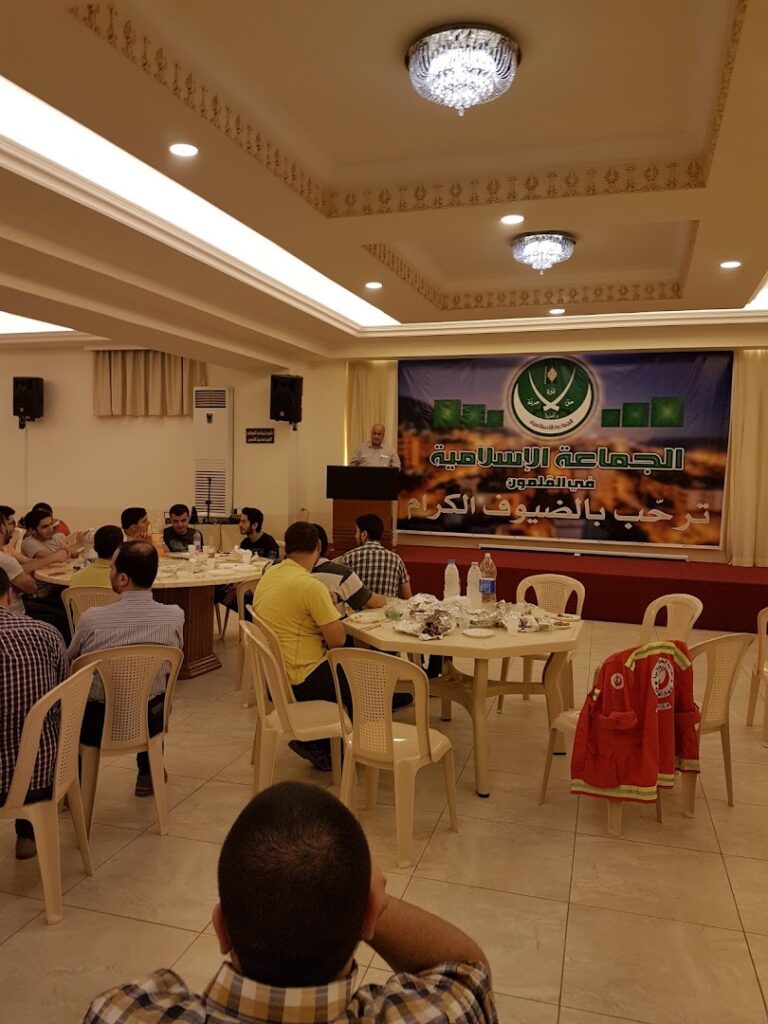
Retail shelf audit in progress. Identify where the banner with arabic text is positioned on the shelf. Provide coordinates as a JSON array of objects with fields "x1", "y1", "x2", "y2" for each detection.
[{"x1": 398, "y1": 351, "x2": 733, "y2": 547}]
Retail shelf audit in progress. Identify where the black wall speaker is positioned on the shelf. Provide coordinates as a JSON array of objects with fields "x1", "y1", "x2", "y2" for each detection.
[
  {"x1": 13, "y1": 377, "x2": 44, "y2": 420},
  {"x1": 270, "y1": 374, "x2": 303, "y2": 424}
]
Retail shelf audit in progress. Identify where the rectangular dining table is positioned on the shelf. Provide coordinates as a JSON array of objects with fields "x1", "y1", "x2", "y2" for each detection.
[{"x1": 343, "y1": 615, "x2": 582, "y2": 797}]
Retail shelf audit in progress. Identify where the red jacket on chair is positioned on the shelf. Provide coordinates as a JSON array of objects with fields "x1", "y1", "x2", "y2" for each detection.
[{"x1": 571, "y1": 640, "x2": 701, "y2": 803}]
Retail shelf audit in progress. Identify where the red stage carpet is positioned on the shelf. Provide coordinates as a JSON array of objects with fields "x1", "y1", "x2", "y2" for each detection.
[{"x1": 398, "y1": 546, "x2": 768, "y2": 633}]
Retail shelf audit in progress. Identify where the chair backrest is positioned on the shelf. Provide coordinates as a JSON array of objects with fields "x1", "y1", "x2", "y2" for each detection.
[
  {"x1": 240, "y1": 621, "x2": 300, "y2": 735},
  {"x1": 756, "y1": 607, "x2": 768, "y2": 673},
  {"x1": 71, "y1": 645, "x2": 183, "y2": 752},
  {"x1": 235, "y1": 576, "x2": 262, "y2": 622},
  {"x1": 540, "y1": 650, "x2": 581, "y2": 724},
  {"x1": 689, "y1": 633, "x2": 753, "y2": 731},
  {"x1": 638, "y1": 593, "x2": 703, "y2": 645},
  {"x1": 62, "y1": 586, "x2": 119, "y2": 635},
  {"x1": 516, "y1": 573, "x2": 585, "y2": 616},
  {"x1": 247, "y1": 613, "x2": 296, "y2": 702},
  {"x1": 5, "y1": 665, "x2": 96, "y2": 809},
  {"x1": 328, "y1": 648, "x2": 431, "y2": 765},
  {"x1": 240, "y1": 620, "x2": 276, "y2": 723}
]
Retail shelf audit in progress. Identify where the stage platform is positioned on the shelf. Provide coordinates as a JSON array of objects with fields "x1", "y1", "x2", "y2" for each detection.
[{"x1": 398, "y1": 545, "x2": 768, "y2": 633}]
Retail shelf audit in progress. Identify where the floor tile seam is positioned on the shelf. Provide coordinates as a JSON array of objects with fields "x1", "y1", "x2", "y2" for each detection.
[
  {"x1": 0, "y1": 906, "x2": 45, "y2": 946},
  {"x1": 743, "y1": 931, "x2": 768, "y2": 1020},
  {"x1": 565, "y1": 894, "x2": 743, "y2": 933},
  {"x1": 556, "y1": 791, "x2": 581, "y2": 1013},
  {"x1": 409, "y1": 868, "x2": 571, "y2": 907},
  {"x1": 443, "y1": 808, "x2": 577, "y2": 835},
  {"x1": 57, "y1": 897, "x2": 205, "y2": 934},
  {"x1": 574, "y1": 821, "x2": 721, "y2": 857},
  {"x1": 557, "y1": 1001, "x2": 649, "y2": 1024}
]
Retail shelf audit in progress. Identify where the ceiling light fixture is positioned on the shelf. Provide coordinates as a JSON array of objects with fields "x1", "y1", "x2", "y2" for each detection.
[
  {"x1": 720, "y1": 260, "x2": 741, "y2": 270},
  {"x1": 406, "y1": 24, "x2": 519, "y2": 116},
  {"x1": 500, "y1": 213, "x2": 525, "y2": 226},
  {"x1": 548, "y1": 308, "x2": 566, "y2": 316},
  {"x1": 168, "y1": 142, "x2": 198, "y2": 157},
  {"x1": 365, "y1": 281, "x2": 383, "y2": 290},
  {"x1": 511, "y1": 232, "x2": 576, "y2": 274}
]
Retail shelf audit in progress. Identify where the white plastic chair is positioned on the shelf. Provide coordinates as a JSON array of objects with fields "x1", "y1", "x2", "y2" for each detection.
[
  {"x1": 62, "y1": 586, "x2": 119, "y2": 636},
  {"x1": 638, "y1": 594, "x2": 703, "y2": 645},
  {"x1": 72, "y1": 645, "x2": 183, "y2": 836},
  {"x1": 746, "y1": 607, "x2": 767, "y2": 742},
  {"x1": 240, "y1": 619, "x2": 347, "y2": 792},
  {"x1": 328, "y1": 647, "x2": 458, "y2": 868},
  {"x1": 683, "y1": 633, "x2": 754, "y2": 814},
  {"x1": 215, "y1": 572, "x2": 263, "y2": 640},
  {"x1": 0, "y1": 665, "x2": 95, "y2": 924},
  {"x1": 498, "y1": 573, "x2": 585, "y2": 711}
]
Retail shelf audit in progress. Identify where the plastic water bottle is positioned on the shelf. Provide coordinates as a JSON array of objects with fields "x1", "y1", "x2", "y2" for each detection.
[
  {"x1": 82, "y1": 529, "x2": 96, "y2": 566},
  {"x1": 443, "y1": 559, "x2": 460, "y2": 601},
  {"x1": 467, "y1": 561, "x2": 482, "y2": 607},
  {"x1": 479, "y1": 552, "x2": 497, "y2": 603}
]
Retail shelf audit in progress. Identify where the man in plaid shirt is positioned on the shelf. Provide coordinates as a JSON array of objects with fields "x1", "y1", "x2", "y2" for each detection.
[
  {"x1": 0, "y1": 566, "x2": 67, "y2": 860},
  {"x1": 338, "y1": 514, "x2": 411, "y2": 600},
  {"x1": 85, "y1": 781, "x2": 496, "y2": 1024}
]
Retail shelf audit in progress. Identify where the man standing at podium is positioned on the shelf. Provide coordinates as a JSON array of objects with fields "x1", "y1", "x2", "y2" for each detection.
[{"x1": 349, "y1": 423, "x2": 400, "y2": 469}]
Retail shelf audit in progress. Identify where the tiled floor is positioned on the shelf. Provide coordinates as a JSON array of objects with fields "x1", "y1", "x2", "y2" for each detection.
[{"x1": 2, "y1": 620, "x2": 768, "y2": 1023}]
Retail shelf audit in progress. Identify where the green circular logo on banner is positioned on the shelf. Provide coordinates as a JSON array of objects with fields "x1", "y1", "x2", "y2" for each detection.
[{"x1": 510, "y1": 358, "x2": 595, "y2": 437}]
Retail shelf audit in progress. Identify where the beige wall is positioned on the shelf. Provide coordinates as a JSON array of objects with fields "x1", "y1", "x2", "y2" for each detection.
[{"x1": 0, "y1": 347, "x2": 347, "y2": 538}]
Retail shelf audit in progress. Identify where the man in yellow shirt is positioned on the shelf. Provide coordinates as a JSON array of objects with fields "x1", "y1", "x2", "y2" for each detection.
[
  {"x1": 252, "y1": 521, "x2": 347, "y2": 772},
  {"x1": 69, "y1": 525, "x2": 123, "y2": 589}
]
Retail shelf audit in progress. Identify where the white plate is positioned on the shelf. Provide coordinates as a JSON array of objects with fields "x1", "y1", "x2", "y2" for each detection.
[
  {"x1": 462, "y1": 627, "x2": 495, "y2": 638},
  {"x1": 349, "y1": 611, "x2": 385, "y2": 625}
]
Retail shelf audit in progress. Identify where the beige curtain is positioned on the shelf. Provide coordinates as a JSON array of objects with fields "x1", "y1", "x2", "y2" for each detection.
[
  {"x1": 346, "y1": 360, "x2": 397, "y2": 456},
  {"x1": 93, "y1": 351, "x2": 207, "y2": 416},
  {"x1": 725, "y1": 349, "x2": 768, "y2": 566}
]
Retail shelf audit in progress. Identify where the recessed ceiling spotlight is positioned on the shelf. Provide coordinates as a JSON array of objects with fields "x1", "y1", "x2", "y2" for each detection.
[
  {"x1": 720, "y1": 260, "x2": 741, "y2": 270},
  {"x1": 500, "y1": 213, "x2": 525, "y2": 225},
  {"x1": 365, "y1": 281, "x2": 383, "y2": 290},
  {"x1": 548, "y1": 307, "x2": 566, "y2": 316},
  {"x1": 169, "y1": 142, "x2": 198, "y2": 157}
]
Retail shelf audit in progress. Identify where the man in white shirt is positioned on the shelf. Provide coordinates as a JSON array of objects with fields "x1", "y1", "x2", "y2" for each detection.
[
  {"x1": 349, "y1": 424, "x2": 401, "y2": 469},
  {"x1": 0, "y1": 512, "x2": 38, "y2": 615},
  {"x1": 21, "y1": 507, "x2": 84, "y2": 559}
]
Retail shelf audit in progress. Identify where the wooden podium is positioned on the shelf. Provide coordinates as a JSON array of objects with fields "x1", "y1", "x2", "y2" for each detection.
[{"x1": 327, "y1": 466, "x2": 399, "y2": 554}]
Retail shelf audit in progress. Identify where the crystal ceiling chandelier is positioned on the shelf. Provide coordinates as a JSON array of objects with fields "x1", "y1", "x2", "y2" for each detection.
[
  {"x1": 511, "y1": 232, "x2": 576, "y2": 274},
  {"x1": 406, "y1": 24, "x2": 519, "y2": 117}
]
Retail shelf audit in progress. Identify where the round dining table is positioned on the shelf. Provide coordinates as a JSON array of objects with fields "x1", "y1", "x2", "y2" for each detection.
[
  {"x1": 36, "y1": 556, "x2": 268, "y2": 679},
  {"x1": 343, "y1": 613, "x2": 583, "y2": 798}
]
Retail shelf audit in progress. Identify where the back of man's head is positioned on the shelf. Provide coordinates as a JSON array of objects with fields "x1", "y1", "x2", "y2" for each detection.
[
  {"x1": 32, "y1": 502, "x2": 53, "y2": 515},
  {"x1": 94, "y1": 525, "x2": 124, "y2": 560},
  {"x1": 24, "y1": 507, "x2": 50, "y2": 532},
  {"x1": 0, "y1": 505, "x2": 15, "y2": 519},
  {"x1": 218, "y1": 782, "x2": 371, "y2": 987},
  {"x1": 121, "y1": 507, "x2": 147, "y2": 531},
  {"x1": 313, "y1": 523, "x2": 329, "y2": 558},
  {"x1": 356, "y1": 514, "x2": 384, "y2": 541},
  {"x1": 284, "y1": 521, "x2": 319, "y2": 555},
  {"x1": 114, "y1": 540, "x2": 158, "y2": 589}
]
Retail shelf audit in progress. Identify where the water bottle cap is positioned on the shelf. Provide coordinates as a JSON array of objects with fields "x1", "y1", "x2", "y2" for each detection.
[{"x1": 447, "y1": 559, "x2": 455, "y2": 564}]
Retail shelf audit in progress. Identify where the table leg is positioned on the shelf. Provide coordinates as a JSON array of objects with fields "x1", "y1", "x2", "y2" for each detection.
[
  {"x1": 155, "y1": 585, "x2": 221, "y2": 679},
  {"x1": 472, "y1": 659, "x2": 490, "y2": 798}
]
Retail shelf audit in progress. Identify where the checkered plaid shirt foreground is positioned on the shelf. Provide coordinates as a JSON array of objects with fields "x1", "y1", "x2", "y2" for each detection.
[
  {"x1": 338, "y1": 542, "x2": 409, "y2": 599},
  {"x1": 83, "y1": 958, "x2": 495, "y2": 1024},
  {"x1": 0, "y1": 607, "x2": 66, "y2": 795}
]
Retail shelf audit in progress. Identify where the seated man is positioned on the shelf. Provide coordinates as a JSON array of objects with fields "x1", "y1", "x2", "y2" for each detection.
[
  {"x1": 0, "y1": 566, "x2": 67, "y2": 861},
  {"x1": 121, "y1": 506, "x2": 151, "y2": 541},
  {"x1": 85, "y1": 782, "x2": 495, "y2": 1024},
  {"x1": 237, "y1": 506, "x2": 280, "y2": 560},
  {"x1": 163, "y1": 503, "x2": 204, "y2": 552},
  {"x1": 0, "y1": 505, "x2": 24, "y2": 551},
  {"x1": 312, "y1": 524, "x2": 385, "y2": 614},
  {"x1": 68, "y1": 541, "x2": 184, "y2": 797},
  {"x1": 31, "y1": 501, "x2": 71, "y2": 536},
  {"x1": 251, "y1": 522, "x2": 347, "y2": 772},
  {"x1": 18, "y1": 508, "x2": 74, "y2": 638},
  {"x1": 0, "y1": 511, "x2": 39, "y2": 616},
  {"x1": 21, "y1": 507, "x2": 83, "y2": 559},
  {"x1": 339, "y1": 514, "x2": 412, "y2": 600},
  {"x1": 68, "y1": 525, "x2": 123, "y2": 588}
]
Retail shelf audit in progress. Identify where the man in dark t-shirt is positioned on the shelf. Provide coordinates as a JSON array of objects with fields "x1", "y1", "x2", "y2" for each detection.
[{"x1": 163, "y1": 504, "x2": 203, "y2": 553}]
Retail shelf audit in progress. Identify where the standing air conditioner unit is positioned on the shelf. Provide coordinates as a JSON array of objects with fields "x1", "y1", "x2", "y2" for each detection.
[{"x1": 193, "y1": 387, "x2": 234, "y2": 518}]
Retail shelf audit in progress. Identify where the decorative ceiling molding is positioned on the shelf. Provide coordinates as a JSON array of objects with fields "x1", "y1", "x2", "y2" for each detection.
[
  {"x1": 68, "y1": 3, "x2": 745, "y2": 221},
  {"x1": 364, "y1": 242, "x2": 682, "y2": 311}
]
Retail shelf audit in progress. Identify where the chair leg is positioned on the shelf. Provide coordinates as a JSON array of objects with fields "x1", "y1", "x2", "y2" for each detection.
[
  {"x1": 393, "y1": 762, "x2": 416, "y2": 868},
  {"x1": 566, "y1": 660, "x2": 575, "y2": 710},
  {"x1": 339, "y1": 751, "x2": 356, "y2": 808},
  {"x1": 147, "y1": 737, "x2": 168, "y2": 836},
  {"x1": 540, "y1": 729, "x2": 558, "y2": 804},
  {"x1": 440, "y1": 697, "x2": 452, "y2": 722},
  {"x1": 79, "y1": 744, "x2": 101, "y2": 838},
  {"x1": 27, "y1": 803, "x2": 63, "y2": 925},
  {"x1": 682, "y1": 772, "x2": 697, "y2": 817},
  {"x1": 253, "y1": 726, "x2": 278, "y2": 795},
  {"x1": 365, "y1": 767, "x2": 380, "y2": 810},
  {"x1": 522, "y1": 656, "x2": 533, "y2": 700},
  {"x1": 721, "y1": 725, "x2": 734, "y2": 807},
  {"x1": 655, "y1": 790, "x2": 664, "y2": 823},
  {"x1": 442, "y1": 749, "x2": 459, "y2": 831},
  {"x1": 236, "y1": 638, "x2": 245, "y2": 692},
  {"x1": 222, "y1": 607, "x2": 231, "y2": 637},
  {"x1": 66, "y1": 780, "x2": 93, "y2": 877},
  {"x1": 214, "y1": 603, "x2": 223, "y2": 639},
  {"x1": 330, "y1": 737, "x2": 342, "y2": 789},
  {"x1": 746, "y1": 670, "x2": 761, "y2": 727},
  {"x1": 606, "y1": 800, "x2": 623, "y2": 837},
  {"x1": 497, "y1": 659, "x2": 510, "y2": 714}
]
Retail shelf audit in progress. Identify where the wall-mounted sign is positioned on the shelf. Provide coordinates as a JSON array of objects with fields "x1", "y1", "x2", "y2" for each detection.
[{"x1": 245, "y1": 427, "x2": 275, "y2": 444}]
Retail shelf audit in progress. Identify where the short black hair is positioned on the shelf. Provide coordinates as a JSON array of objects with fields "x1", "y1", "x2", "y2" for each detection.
[
  {"x1": 0, "y1": 566, "x2": 9, "y2": 600},
  {"x1": 169, "y1": 503, "x2": 189, "y2": 517},
  {"x1": 356, "y1": 514, "x2": 384, "y2": 541},
  {"x1": 0, "y1": 505, "x2": 15, "y2": 518},
  {"x1": 219, "y1": 782, "x2": 371, "y2": 987},
  {"x1": 25, "y1": 507, "x2": 52, "y2": 532},
  {"x1": 241, "y1": 506, "x2": 264, "y2": 532},
  {"x1": 120, "y1": 507, "x2": 147, "y2": 531},
  {"x1": 284, "y1": 521, "x2": 319, "y2": 555},
  {"x1": 313, "y1": 523, "x2": 329, "y2": 558},
  {"x1": 32, "y1": 502, "x2": 53, "y2": 515},
  {"x1": 94, "y1": 525, "x2": 123, "y2": 560},
  {"x1": 114, "y1": 540, "x2": 158, "y2": 588}
]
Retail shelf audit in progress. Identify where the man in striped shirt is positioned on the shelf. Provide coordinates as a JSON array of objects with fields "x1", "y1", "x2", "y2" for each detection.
[{"x1": 68, "y1": 541, "x2": 184, "y2": 797}]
